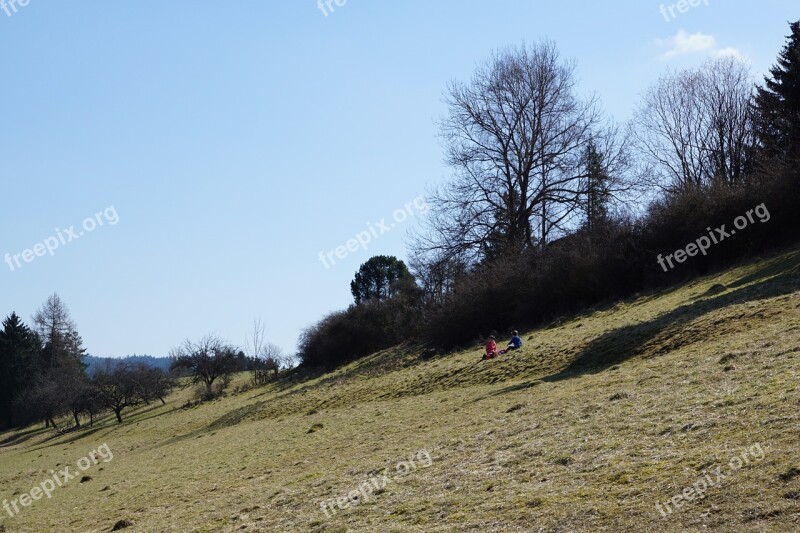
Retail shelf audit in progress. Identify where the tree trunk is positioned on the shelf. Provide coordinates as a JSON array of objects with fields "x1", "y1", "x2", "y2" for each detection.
[
  {"x1": 72, "y1": 410, "x2": 81, "y2": 428},
  {"x1": 114, "y1": 408, "x2": 123, "y2": 424},
  {"x1": 205, "y1": 379, "x2": 215, "y2": 398}
]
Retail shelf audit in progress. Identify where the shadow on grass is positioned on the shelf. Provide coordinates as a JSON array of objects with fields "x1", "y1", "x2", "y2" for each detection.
[
  {"x1": 26, "y1": 403, "x2": 175, "y2": 451},
  {"x1": 171, "y1": 249, "x2": 800, "y2": 435},
  {"x1": 541, "y1": 250, "x2": 800, "y2": 383},
  {"x1": 191, "y1": 346, "x2": 431, "y2": 436},
  {"x1": 200, "y1": 345, "x2": 426, "y2": 428},
  {"x1": 474, "y1": 379, "x2": 544, "y2": 402},
  {"x1": 0, "y1": 426, "x2": 48, "y2": 448}
]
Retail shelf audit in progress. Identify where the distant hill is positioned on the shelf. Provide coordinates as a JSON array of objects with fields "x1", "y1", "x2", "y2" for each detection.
[{"x1": 82, "y1": 354, "x2": 172, "y2": 375}]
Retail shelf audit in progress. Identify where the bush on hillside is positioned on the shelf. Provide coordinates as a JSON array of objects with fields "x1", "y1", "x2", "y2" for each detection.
[
  {"x1": 422, "y1": 172, "x2": 800, "y2": 351},
  {"x1": 421, "y1": 220, "x2": 645, "y2": 349},
  {"x1": 298, "y1": 289, "x2": 422, "y2": 369}
]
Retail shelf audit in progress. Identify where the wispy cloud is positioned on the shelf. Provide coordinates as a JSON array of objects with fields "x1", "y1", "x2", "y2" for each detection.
[
  {"x1": 658, "y1": 30, "x2": 715, "y2": 60},
  {"x1": 712, "y1": 47, "x2": 749, "y2": 62},
  {"x1": 656, "y1": 30, "x2": 749, "y2": 62}
]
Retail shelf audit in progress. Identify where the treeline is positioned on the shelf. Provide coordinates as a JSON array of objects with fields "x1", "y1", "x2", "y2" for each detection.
[
  {"x1": 0, "y1": 296, "x2": 291, "y2": 429},
  {"x1": 299, "y1": 21, "x2": 800, "y2": 366},
  {"x1": 0, "y1": 294, "x2": 176, "y2": 428},
  {"x1": 83, "y1": 354, "x2": 172, "y2": 375}
]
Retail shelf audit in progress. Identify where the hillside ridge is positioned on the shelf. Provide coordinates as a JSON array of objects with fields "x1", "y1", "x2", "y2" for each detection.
[{"x1": 2, "y1": 247, "x2": 800, "y2": 532}]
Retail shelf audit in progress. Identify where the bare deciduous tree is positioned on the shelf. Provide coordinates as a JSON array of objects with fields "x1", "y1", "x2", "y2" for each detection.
[
  {"x1": 127, "y1": 363, "x2": 174, "y2": 406},
  {"x1": 413, "y1": 41, "x2": 625, "y2": 264},
  {"x1": 632, "y1": 57, "x2": 755, "y2": 192},
  {"x1": 251, "y1": 343, "x2": 287, "y2": 385},
  {"x1": 408, "y1": 251, "x2": 466, "y2": 308},
  {"x1": 170, "y1": 335, "x2": 239, "y2": 399},
  {"x1": 246, "y1": 318, "x2": 291, "y2": 386},
  {"x1": 19, "y1": 370, "x2": 65, "y2": 429},
  {"x1": 245, "y1": 317, "x2": 267, "y2": 363},
  {"x1": 699, "y1": 57, "x2": 756, "y2": 185},
  {"x1": 93, "y1": 364, "x2": 143, "y2": 424}
]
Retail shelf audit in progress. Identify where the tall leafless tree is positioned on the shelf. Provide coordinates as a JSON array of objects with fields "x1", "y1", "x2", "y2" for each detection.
[
  {"x1": 699, "y1": 57, "x2": 756, "y2": 185},
  {"x1": 245, "y1": 317, "x2": 267, "y2": 362},
  {"x1": 413, "y1": 41, "x2": 625, "y2": 264},
  {"x1": 245, "y1": 318, "x2": 290, "y2": 383},
  {"x1": 632, "y1": 57, "x2": 755, "y2": 192}
]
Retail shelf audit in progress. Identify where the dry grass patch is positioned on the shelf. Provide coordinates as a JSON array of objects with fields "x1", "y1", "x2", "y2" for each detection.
[{"x1": 1, "y1": 249, "x2": 800, "y2": 531}]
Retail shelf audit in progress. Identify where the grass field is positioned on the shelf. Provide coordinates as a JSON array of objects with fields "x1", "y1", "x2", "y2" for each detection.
[{"x1": 2, "y1": 248, "x2": 800, "y2": 532}]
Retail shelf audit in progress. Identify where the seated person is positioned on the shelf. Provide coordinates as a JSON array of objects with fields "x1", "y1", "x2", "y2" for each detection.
[
  {"x1": 500, "y1": 330, "x2": 523, "y2": 354},
  {"x1": 484, "y1": 335, "x2": 498, "y2": 359}
]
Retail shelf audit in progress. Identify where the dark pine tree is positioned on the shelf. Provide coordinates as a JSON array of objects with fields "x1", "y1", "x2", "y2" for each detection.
[
  {"x1": 0, "y1": 313, "x2": 42, "y2": 428},
  {"x1": 754, "y1": 20, "x2": 800, "y2": 173},
  {"x1": 581, "y1": 141, "x2": 611, "y2": 233}
]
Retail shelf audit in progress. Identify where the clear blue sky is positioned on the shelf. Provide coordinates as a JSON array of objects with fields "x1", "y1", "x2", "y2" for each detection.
[{"x1": 1, "y1": 1, "x2": 796, "y2": 357}]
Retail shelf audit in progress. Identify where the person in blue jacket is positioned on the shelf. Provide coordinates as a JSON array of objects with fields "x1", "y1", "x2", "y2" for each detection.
[{"x1": 500, "y1": 330, "x2": 523, "y2": 355}]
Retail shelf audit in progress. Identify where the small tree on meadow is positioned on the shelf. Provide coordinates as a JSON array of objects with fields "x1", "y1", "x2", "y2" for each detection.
[
  {"x1": 93, "y1": 364, "x2": 143, "y2": 424},
  {"x1": 169, "y1": 335, "x2": 239, "y2": 399}
]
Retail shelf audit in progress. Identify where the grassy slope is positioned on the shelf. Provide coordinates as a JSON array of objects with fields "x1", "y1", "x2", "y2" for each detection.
[{"x1": 2, "y1": 248, "x2": 800, "y2": 532}]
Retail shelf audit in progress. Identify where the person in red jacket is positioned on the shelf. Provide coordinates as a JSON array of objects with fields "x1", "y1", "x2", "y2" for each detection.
[{"x1": 484, "y1": 335, "x2": 498, "y2": 360}]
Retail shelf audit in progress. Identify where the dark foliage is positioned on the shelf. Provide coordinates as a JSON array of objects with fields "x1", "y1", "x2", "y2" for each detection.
[
  {"x1": 298, "y1": 287, "x2": 423, "y2": 369},
  {"x1": 350, "y1": 255, "x2": 415, "y2": 305}
]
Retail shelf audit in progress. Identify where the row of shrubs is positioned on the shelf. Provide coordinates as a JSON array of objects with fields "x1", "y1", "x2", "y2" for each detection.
[
  {"x1": 299, "y1": 171, "x2": 800, "y2": 368},
  {"x1": 298, "y1": 289, "x2": 423, "y2": 369},
  {"x1": 425, "y1": 172, "x2": 800, "y2": 349}
]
